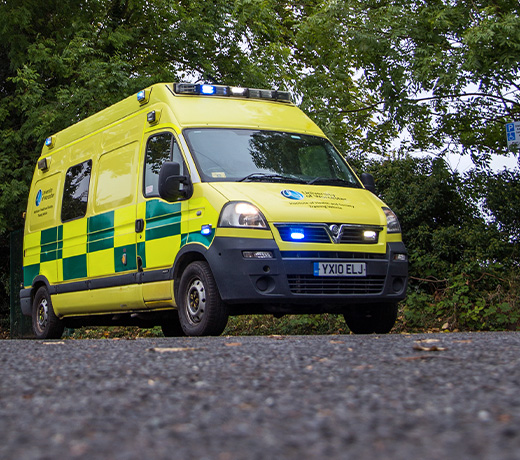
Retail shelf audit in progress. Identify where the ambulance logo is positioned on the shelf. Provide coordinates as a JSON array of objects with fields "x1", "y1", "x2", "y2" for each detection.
[
  {"x1": 281, "y1": 190, "x2": 304, "y2": 200},
  {"x1": 35, "y1": 189, "x2": 43, "y2": 207}
]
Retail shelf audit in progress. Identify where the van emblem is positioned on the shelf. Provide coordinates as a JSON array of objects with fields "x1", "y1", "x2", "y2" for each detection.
[
  {"x1": 329, "y1": 224, "x2": 340, "y2": 237},
  {"x1": 35, "y1": 189, "x2": 42, "y2": 207},
  {"x1": 281, "y1": 190, "x2": 304, "y2": 200}
]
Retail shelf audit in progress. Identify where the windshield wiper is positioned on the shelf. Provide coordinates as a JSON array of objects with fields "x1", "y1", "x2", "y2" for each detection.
[
  {"x1": 238, "y1": 173, "x2": 306, "y2": 183},
  {"x1": 307, "y1": 177, "x2": 359, "y2": 187}
]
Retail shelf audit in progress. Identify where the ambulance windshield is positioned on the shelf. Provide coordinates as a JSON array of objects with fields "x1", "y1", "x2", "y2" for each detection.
[{"x1": 183, "y1": 129, "x2": 362, "y2": 188}]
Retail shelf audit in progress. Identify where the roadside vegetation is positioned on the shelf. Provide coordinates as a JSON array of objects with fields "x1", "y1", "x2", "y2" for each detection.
[{"x1": 1, "y1": 0, "x2": 518, "y2": 337}]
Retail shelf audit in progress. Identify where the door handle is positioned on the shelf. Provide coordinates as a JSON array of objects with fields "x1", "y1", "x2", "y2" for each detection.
[{"x1": 135, "y1": 219, "x2": 144, "y2": 233}]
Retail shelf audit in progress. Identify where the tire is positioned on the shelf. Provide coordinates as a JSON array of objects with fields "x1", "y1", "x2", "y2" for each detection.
[
  {"x1": 177, "y1": 261, "x2": 228, "y2": 336},
  {"x1": 161, "y1": 311, "x2": 186, "y2": 337},
  {"x1": 343, "y1": 303, "x2": 398, "y2": 334},
  {"x1": 32, "y1": 287, "x2": 65, "y2": 339}
]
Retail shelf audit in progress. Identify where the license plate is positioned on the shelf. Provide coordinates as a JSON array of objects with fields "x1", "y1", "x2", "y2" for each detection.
[{"x1": 313, "y1": 262, "x2": 366, "y2": 277}]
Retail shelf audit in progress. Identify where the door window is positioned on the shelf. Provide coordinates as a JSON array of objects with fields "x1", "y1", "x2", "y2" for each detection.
[
  {"x1": 143, "y1": 133, "x2": 186, "y2": 198},
  {"x1": 62, "y1": 160, "x2": 92, "y2": 222}
]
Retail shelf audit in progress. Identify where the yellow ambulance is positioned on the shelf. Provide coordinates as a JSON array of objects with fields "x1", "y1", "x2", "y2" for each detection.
[{"x1": 20, "y1": 83, "x2": 407, "y2": 338}]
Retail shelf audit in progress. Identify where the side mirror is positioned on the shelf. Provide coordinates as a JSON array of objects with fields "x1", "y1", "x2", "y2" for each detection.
[
  {"x1": 360, "y1": 172, "x2": 376, "y2": 194},
  {"x1": 159, "y1": 161, "x2": 191, "y2": 201}
]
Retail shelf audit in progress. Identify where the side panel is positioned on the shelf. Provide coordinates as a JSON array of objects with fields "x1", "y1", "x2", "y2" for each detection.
[
  {"x1": 23, "y1": 170, "x2": 63, "y2": 288},
  {"x1": 52, "y1": 285, "x2": 144, "y2": 314},
  {"x1": 24, "y1": 115, "x2": 148, "y2": 316},
  {"x1": 88, "y1": 139, "x2": 141, "y2": 280},
  {"x1": 142, "y1": 280, "x2": 174, "y2": 306}
]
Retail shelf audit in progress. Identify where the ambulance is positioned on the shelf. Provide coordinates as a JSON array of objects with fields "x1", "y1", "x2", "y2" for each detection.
[{"x1": 20, "y1": 83, "x2": 408, "y2": 338}]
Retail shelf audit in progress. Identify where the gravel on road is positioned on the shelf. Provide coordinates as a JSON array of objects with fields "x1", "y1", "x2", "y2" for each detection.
[{"x1": 1, "y1": 332, "x2": 520, "y2": 459}]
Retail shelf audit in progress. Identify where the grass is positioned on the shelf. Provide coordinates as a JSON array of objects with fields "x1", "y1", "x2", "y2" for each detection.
[{"x1": 62, "y1": 314, "x2": 349, "y2": 339}]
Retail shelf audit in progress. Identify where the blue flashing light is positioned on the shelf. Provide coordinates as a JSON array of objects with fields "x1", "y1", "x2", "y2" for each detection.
[
  {"x1": 174, "y1": 83, "x2": 291, "y2": 102},
  {"x1": 137, "y1": 90, "x2": 146, "y2": 102},
  {"x1": 201, "y1": 224, "x2": 212, "y2": 235},
  {"x1": 290, "y1": 229, "x2": 305, "y2": 240},
  {"x1": 45, "y1": 137, "x2": 53, "y2": 147},
  {"x1": 201, "y1": 84, "x2": 216, "y2": 95}
]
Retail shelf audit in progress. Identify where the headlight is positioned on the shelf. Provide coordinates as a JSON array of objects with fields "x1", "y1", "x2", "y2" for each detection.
[
  {"x1": 382, "y1": 207, "x2": 401, "y2": 233},
  {"x1": 218, "y1": 202, "x2": 269, "y2": 229}
]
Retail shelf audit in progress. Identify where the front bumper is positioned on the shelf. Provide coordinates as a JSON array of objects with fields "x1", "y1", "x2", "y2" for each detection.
[{"x1": 205, "y1": 237, "x2": 408, "y2": 312}]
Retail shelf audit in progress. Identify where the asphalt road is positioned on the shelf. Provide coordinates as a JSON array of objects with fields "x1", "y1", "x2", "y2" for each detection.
[{"x1": 1, "y1": 332, "x2": 520, "y2": 459}]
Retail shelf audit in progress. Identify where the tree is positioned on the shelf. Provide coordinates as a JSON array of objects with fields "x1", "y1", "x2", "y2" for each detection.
[
  {"x1": 1, "y1": 0, "x2": 519, "y2": 332},
  {"x1": 258, "y1": 0, "x2": 520, "y2": 165},
  {"x1": 483, "y1": 169, "x2": 520, "y2": 246},
  {"x1": 368, "y1": 156, "x2": 519, "y2": 331}
]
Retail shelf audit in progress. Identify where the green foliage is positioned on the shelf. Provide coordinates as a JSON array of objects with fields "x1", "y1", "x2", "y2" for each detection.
[
  {"x1": 368, "y1": 156, "x2": 520, "y2": 332},
  {"x1": 481, "y1": 169, "x2": 520, "y2": 245},
  {"x1": 224, "y1": 314, "x2": 347, "y2": 336},
  {"x1": 1, "y1": 0, "x2": 519, "y2": 335}
]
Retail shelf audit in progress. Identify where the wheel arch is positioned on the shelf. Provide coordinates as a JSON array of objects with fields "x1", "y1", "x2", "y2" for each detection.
[
  {"x1": 20, "y1": 276, "x2": 55, "y2": 317},
  {"x1": 31, "y1": 276, "x2": 53, "y2": 301},
  {"x1": 172, "y1": 244, "x2": 209, "y2": 301}
]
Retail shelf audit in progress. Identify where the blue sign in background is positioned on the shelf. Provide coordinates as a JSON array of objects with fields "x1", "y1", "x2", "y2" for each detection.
[{"x1": 506, "y1": 122, "x2": 520, "y2": 145}]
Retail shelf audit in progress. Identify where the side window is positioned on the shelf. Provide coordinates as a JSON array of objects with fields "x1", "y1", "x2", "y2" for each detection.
[
  {"x1": 144, "y1": 132, "x2": 186, "y2": 198},
  {"x1": 62, "y1": 160, "x2": 92, "y2": 222}
]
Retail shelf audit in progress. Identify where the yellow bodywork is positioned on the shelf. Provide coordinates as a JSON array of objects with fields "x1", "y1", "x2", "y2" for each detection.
[{"x1": 23, "y1": 82, "x2": 403, "y2": 319}]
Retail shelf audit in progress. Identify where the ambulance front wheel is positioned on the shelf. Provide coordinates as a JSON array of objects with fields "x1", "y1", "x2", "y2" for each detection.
[
  {"x1": 177, "y1": 261, "x2": 229, "y2": 336},
  {"x1": 343, "y1": 303, "x2": 398, "y2": 334},
  {"x1": 32, "y1": 286, "x2": 65, "y2": 339}
]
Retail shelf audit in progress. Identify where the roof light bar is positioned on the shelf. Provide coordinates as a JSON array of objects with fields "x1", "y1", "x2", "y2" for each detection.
[{"x1": 173, "y1": 83, "x2": 291, "y2": 102}]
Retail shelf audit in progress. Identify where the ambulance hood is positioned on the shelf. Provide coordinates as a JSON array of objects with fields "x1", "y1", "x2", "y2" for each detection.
[{"x1": 209, "y1": 182, "x2": 387, "y2": 226}]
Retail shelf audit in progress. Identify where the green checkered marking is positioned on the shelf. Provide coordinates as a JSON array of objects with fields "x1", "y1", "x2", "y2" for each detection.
[
  {"x1": 145, "y1": 200, "x2": 181, "y2": 241},
  {"x1": 24, "y1": 264, "x2": 40, "y2": 287},
  {"x1": 137, "y1": 242, "x2": 146, "y2": 268},
  {"x1": 115, "y1": 245, "x2": 137, "y2": 272},
  {"x1": 24, "y1": 200, "x2": 216, "y2": 285},
  {"x1": 88, "y1": 211, "x2": 115, "y2": 253},
  {"x1": 24, "y1": 209, "x2": 138, "y2": 284},
  {"x1": 63, "y1": 254, "x2": 87, "y2": 280},
  {"x1": 40, "y1": 226, "x2": 63, "y2": 263}
]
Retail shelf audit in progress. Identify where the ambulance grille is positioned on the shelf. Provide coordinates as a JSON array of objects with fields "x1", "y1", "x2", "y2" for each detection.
[
  {"x1": 287, "y1": 275, "x2": 385, "y2": 295},
  {"x1": 275, "y1": 224, "x2": 382, "y2": 244},
  {"x1": 276, "y1": 226, "x2": 330, "y2": 243}
]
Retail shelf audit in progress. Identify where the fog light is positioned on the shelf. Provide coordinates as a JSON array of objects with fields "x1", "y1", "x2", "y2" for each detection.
[
  {"x1": 392, "y1": 277, "x2": 405, "y2": 293},
  {"x1": 243, "y1": 251, "x2": 273, "y2": 259},
  {"x1": 393, "y1": 253, "x2": 407, "y2": 261}
]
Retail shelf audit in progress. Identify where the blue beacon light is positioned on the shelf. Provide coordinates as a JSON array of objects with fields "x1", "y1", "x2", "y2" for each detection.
[
  {"x1": 200, "y1": 85, "x2": 216, "y2": 95},
  {"x1": 201, "y1": 224, "x2": 212, "y2": 235},
  {"x1": 290, "y1": 229, "x2": 305, "y2": 240}
]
